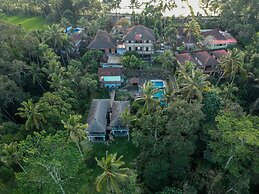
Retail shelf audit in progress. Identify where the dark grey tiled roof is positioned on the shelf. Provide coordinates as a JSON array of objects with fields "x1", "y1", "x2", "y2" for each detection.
[
  {"x1": 123, "y1": 25, "x2": 155, "y2": 41},
  {"x1": 110, "y1": 101, "x2": 130, "y2": 127},
  {"x1": 86, "y1": 99, "x2": 110, "y2": 133},
  {"x1": 87, "y1": 30, "x2": 116, "y2": 49}
]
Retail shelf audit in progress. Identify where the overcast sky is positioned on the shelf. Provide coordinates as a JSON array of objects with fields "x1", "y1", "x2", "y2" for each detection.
[{"x1": 118, "y1": 0, "x2": 204, "y2": 16}]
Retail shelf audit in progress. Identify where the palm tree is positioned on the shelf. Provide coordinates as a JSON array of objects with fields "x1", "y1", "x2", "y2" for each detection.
[
  {"x1": 176, "y1": 62, "x2": 211, "y2": 101},
  {"x1": 65, "y1": 65, "x2": 81, "y2": 85},
  {"x1": 156, "y1": 0, "x2": 176, "y2": 38},
  {"x1": 95, "y1": 151, "x2": 129, "y2": 193},
  {"x1": 157, "y1": 0, "x2": 176, "y2": 12},
  {"x1": 218, "y1": 48, "x2": 246, "y2": 84},
  {"x1": 48, "y1": 73, "x2": 66, "y2": 91},
  {"x1": 157, "y1": 50, "x2": 176, "y2": 72},
  {"x1": 43, "y1": 24, "x2": 68, "y2": 53},
  {"x1": 62, "y1": 115, "x2": 88, "y2": 158},
  {"x1": 60, "y1": 17, "x2": 71, "y2": 29},
  {"x1": 129, "y1": 0, "x2": 141, "y2": 13},
  {"x1": 0, "y1": 142, "x2": 26, "y2": 172},
  {"x1": 183, "y1": 19, "x2": 201, "y2": 43},
  {"x1": 16, "y1": 99, "x2": 46, "y2": 130},
  {"x1": 27, "y1": 62, "x2": 46, "y2": 91},
  {"x1": 134, "y1": 81, "x2": 161, "y2": 114},
  {"x1": 219, "y1": 83, "x2": 239, "y2": 101},
  {"x1": 49, "y1": 0, "x2": 63, "y2": 17},
  {"x1": 164, "y1": 24, "x2": 177, "y2": 46},
  {"x1": 120, "y1": 108, "x2": 137, "y2": 129}
]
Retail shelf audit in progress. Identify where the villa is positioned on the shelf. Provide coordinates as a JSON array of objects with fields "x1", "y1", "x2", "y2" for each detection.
[
  {"x1": 201, "y1": 29, "x2": 237, "y2": 50},
  {"x1": 122, "y1": 24, "x2": 156, "y2": 56},
  {"x1": 110, "y1": 101, "x2": 130, "y2": 137},
  {"x1": 193, "y1": 51, "x2": 220, "y2": 74},
  {"x1": 86, "y1": 92, "x2": 130, "y2": 142},
  {"x1": 86, "y1": 99, "x2": 109, "y2": 142}
]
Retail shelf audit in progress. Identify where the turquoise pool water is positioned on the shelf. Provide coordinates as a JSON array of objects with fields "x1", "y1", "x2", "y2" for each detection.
[
  {"x1": 103, "y1": 76, "x2": 121, "y2": 82},
  {"x1": 153, "y1": 91, "x2": 164, "y2": 99},
  {"x1": 153, "y1": 81, "x2": 164, "y2": 87},
  {"x1": 151, "y1": 80, "x2": 165, "y2": 89}
]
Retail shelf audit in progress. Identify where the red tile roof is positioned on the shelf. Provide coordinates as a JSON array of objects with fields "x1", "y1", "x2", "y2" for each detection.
[
  {"x1": 210, "y1": 50, "x2": 228, "y2": 60},
  {"x1": 175, "y1": 53, "x2": 197, "y2": 64},
  {"x1": 98, "y1": 67, "x2": 123, "y2": 77},
  {"x1": 201, "y1": 29, "x2": 237, "y2": 44},
  {"x1": 193, "y1": 51, "x2": 219, "y2": 67}
]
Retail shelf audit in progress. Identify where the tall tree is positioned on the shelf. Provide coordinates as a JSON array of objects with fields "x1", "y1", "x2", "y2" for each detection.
[
  {"x1": 156, "y1": 50, "x2": 176, "y2": 72},
  {"x1": 218, "y1": 48, "x2": 246, "y2": 84},
  {"x1": 16, "y1": 99, "x2": 46, "y2": 130},
  {"x1": 183, "y1": 19, "x2": 201, "y2": 42},
  {"x1": 62, "y1": 114, "x2": 88, "y2": 157},
  {"x1": 134, "y1": 81, "x2": 161, "y2": 114},
  {"x1": 27, "y1": 62, "x2": 46, "y2": 91},
  {"x1": 205, "y1": 111, "x2": 259, "y2": 193},
  {"x1": 43, "y1": 24, "x2": 68, "y2": 53},
  {"x1": 16, "y1": 131, "x2": 83, "y2": 194},
  {"x1": 176, "y1": 62, "x2": 211, "y2": 101},
  {"x1": 0, "y1": 142, "x2": 26, "y2": 172},
  {"x1": 95, "y1": 151, "x2": 129, "y2": 193}
]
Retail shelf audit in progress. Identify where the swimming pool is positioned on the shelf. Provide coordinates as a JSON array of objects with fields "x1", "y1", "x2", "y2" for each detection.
[
  {"x1": 103, "y1": 76, "x2": 121, "y2": 82},
  {"x1": 150, "y1": 80, "x2": 166, "y2": 89},
  {"x1": 153, "y1": 91, "x2": 164, "y2": 99},
  {"x1": 153, "y1": 81, "x2": 164, "y2": 87}
]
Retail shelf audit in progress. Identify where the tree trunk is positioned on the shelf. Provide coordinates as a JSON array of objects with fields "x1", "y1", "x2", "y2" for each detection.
[
  {"x1": 39, "y1": 163, "x2": 66, "y2": 194},
  {"x1": 17, "y1": 162, "x2": 26, "y2": 172},
  {"x1": 76, "y1": 142, "x2": 83, "y2": 158},
  {"x1": 225, "y1": 154, "x2": 234, "y2": 169}
]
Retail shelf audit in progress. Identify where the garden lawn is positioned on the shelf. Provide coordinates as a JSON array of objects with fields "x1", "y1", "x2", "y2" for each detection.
[{"x1": 0, "y1": 14, "x2": 48, "y2": 31}]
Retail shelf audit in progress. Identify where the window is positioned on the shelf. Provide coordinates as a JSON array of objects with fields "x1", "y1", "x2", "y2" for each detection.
[
  {"x1": 129, "y1": 47, "x2": 131, "y2": 51},
  {"x1": 135, "y1": 47, "x2": 138, "y2": 51},
  {"x1": 146, "y1": 47, "x2": 149, "y2": 51},
  {"x1": 136, "y1": 40, "x2": 143, "y2": 43}
]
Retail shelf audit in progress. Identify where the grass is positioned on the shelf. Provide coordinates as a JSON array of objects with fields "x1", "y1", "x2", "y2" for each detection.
[
  {"x1": 0, "y1": 14, "x2": 48, "y2": 31},
  {"x1": 79, "y1": 138, "x2": 139, "y2": 194}
]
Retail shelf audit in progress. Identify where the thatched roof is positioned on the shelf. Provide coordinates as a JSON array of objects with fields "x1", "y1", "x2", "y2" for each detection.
[
  {"x1": 86, "y1": 99, "x2": 110, "y2": 133},
  {"x1": 110, "y1": 101, "x2": 130, "y2": 127},
  {"x1": 87, "y1": 30, "x2": 116, "y2": 49},
  {"x1": 123, "y1": 25, "x2": 155, "y2": 41}
]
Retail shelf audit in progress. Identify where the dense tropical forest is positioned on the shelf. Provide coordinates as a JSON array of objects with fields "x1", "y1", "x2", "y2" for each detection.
[{"x1": 0, "y1": 0, "x2": 258, "y2": 193}]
